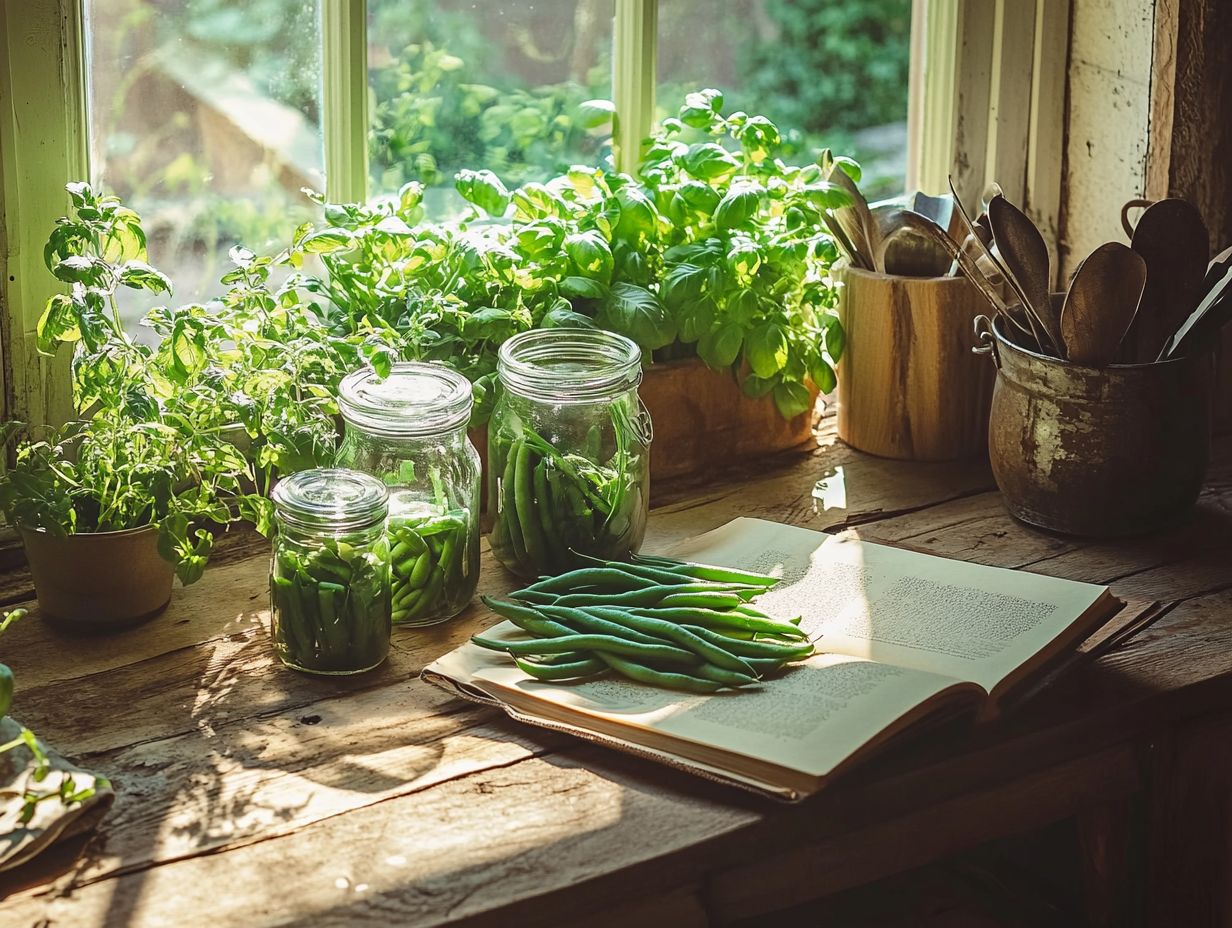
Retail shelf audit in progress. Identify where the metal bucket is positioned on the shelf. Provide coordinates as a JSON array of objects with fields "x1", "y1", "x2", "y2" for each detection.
[{"x1": 975, "y1": 314, "x2": 1213, "y2": 537}]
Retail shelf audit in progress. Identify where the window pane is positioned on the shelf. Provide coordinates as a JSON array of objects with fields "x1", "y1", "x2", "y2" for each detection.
[
  {"x1": 657, "y1": 0, "x2": 911, "y2": 199},
  {"x1": 368, "y1": 0, "x2": 614, "y2": 216},
  {"x1": 85, "y1": 0, "x2": 324, "y2": 329}
]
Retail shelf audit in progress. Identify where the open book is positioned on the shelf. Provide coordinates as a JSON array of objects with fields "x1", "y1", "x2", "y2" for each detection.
[{"x1": 424, "y1": 518, "x2": 1152, "y2": 800}]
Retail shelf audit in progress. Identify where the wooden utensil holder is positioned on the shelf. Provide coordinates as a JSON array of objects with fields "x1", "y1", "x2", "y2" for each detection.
[{"x1": 836, "y1": 266, "x2": 994, "y2": 461}]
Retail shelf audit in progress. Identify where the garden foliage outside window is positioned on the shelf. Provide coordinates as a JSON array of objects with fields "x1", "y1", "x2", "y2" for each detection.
[{"x1": 82, "y1": 0, "x2": 911, "y2": 331}]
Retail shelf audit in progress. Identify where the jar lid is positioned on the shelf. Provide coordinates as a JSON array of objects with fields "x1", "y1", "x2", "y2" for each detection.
[
  {"x1": 272, "y1": 468, "x2": 389, "y2": 531},
  {"x1": 338, "y1": 362, "x2": 473, "y2": 436},
  {"x1": 497, "y1": 329, "x2": 642, "y2": 403}
]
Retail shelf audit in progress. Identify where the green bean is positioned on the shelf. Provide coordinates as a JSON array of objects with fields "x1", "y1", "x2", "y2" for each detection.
[
  {"x1": 511, "y1": 589, "x2": 558, "y2": 606},
  {"x1": 488, "y1": 407, "x2": 646, "y2": 578},
  {"x1": 631, "y1": 606, "x2": 809, "y2": 640},
  {"x1": 387, "y1": 509, "x2": 472, "y2": 626},
  {"x1": 578, "y1": 606, "x2": 758, "y2": 677},
  {"x1": 689, "y1": 663, "x2": 760, "y2": 687},
  {"x1": 514, "y1": 657, "x2": 608, "y2": 681},
  {"x1": 533, "y1": 461, "x2": 566, "y2": 569},
  {"x1": 682, "y1": 624, "x2": 815, "y2": 659},
  {"x1": 537, "y1": 603, "x2": 672, "y2": 647},
  {"x1": 270, "y1": 536, "x2": 390, "y2": 674},
  {"x1": 595, "y1": 654, "x2": 724, "y2": 694},
  {"x1": 514, "y1": 441, "x2": 547, "y2": 569},
  {"x1": 657, "y1": 591, "x2": 745, "y2": 610},
  {"x1": 553, "y1": 582, "x2": 759, "y2": 609},
  {"x1": 500, "y1": 438, "x2": 528, "y2": 565},
  {"x1": 524, "y1": 568, "x2": 654, "y2": 595},
  {"x1": 471, "y1": 633, "x2": 698, "y2": 665},
  {"x1": 566, "y1": 553, "x2": 697, "y2": 587},
  {"x1": 632, "y1": 554, "x2": 779, "y2": 588},
  {"x1": 482, "y1": 597, "x2": 576, "y2": 638},
  {"x1": 740, "y1": 656, "x2": 791, "y2": 676}
]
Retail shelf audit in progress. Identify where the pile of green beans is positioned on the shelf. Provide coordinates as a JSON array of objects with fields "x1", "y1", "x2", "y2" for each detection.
[
  {"x1": 472, "y1": 554, "x2": 812, "y2": 693},
  {"x1": 389, "y1": 509, "x2": 471, "y2": 625},
  {"x1": 271, "y1": 537, "x2": 391, "y2": 674},
  {"x1": 490, "y1": 409, "x2": 645, "y2": 578}
]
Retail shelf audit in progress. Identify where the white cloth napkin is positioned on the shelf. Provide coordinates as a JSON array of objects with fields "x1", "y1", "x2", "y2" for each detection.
[{"x1": 0, "y1": 717, "x2": 114, "y2": 871}]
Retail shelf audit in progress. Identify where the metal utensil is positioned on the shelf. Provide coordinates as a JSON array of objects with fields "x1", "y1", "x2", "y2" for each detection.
[
  {"x1": 911, "y1": 192, "x2": 960, "y2": 243},
  {"x1": 1161, "y1": 262, "x2": 1232, "y2": 359},
  {"x1": 1203, "y1": 244, "x2": 1232, "y2": 294},
  {"x1": 1059, "y1": 242, "x2": 1147, "y2": 367},
  {"x1": 873, "y1": 206, "x2": 954, "y2": 277},
  {"x1": 878, "y1": 211, "x2": 1019, "y2": 319},
  {"x1": 947, "y1": 177, "x2": 1048, "y2": 352},
  {"x1": 987, "y1": 194, "x2": 1065, "y2": 355},
  {"x1": 1120, "y1": 198, "x2": 1209, "y2": 362}
]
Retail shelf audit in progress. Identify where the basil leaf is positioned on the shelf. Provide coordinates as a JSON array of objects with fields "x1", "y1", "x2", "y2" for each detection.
[
  {"x1": 597, "y1": 282, "x2": 676, "y2": 352},
  {"x1": 774, "y1": 380, "x2": 813, "y2": 419},
  {"x1": 299, "y1": 228, "x2": 355, "y2": 254},
  {"x1": 746, "y1": 322, "x2": 789, "y2": 378},
  {"x1": 678, "y1": 143, "x2": 740, "y2": 180},
  {"x1": 118, "y1": 261, "x2": 173, "y2": 295},
  {"x1": 564, "y1": 230, "x2": 614, "y2": 282},
  {"x1": 697, "y1": 322, "x2": 744, "y2": 369},
  {"x1": 714, "y1": 184, "x2": 761, "y2": 230},
  {"x1": 578, "y1": 98, "x2": 615, "y2": 129},
  {"x1": 560, "y1": 276, "x2": 609, "y2": 300},
  {"x1": 455, "y1": 169, "x2": 510, "y2": 216}
]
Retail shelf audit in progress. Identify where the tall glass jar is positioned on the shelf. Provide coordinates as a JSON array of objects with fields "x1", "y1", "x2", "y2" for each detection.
[
  {"x1": 270, "y1": 468, "x2": 391, "y2": 675},
  {"x1": 336, "y1": 362, "x2": 480, "y2": 626},
  {"x1": 489, "y1": 329, "x2": 652, "y2": 578}
]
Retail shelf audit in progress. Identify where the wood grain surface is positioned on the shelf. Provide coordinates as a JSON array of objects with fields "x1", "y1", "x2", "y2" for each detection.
[
  {"x1": 3, "y1": 419, "x2": 1232, "y2": 927},
  {"x1": 836, "y1": 266, "x2": 995, "y2": 461}
]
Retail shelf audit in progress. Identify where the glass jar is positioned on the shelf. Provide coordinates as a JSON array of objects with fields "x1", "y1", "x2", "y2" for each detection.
[
  {"x1": 336, "y1": 362, "x2": 481, "y2": 626},
  {"x1": 270, "y1": 468, "x2": 391, "y2": 675},
  {"x1": 489, "y1": 329, "x2": 652, "y2": 578}
]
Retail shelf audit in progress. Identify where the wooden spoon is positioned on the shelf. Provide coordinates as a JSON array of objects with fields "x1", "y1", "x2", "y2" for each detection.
[
  {"x1": 1059, "y1": 243, "x2": 1147, "y2": 367},
  {"x1": 826, "y1": 159, "x2": 882, "y2": 271},
  {"x1": 1119, "y1": 198, "x2": 1209, "y2": 362},
  {"x1": 987, "y1": 194, "x2": 1065, "y2": 355}
]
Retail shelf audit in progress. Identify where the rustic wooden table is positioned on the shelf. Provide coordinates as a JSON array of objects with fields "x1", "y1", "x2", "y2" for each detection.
[{"x1": 3, "y1": 421, "x2": 1231, "y2": 927}]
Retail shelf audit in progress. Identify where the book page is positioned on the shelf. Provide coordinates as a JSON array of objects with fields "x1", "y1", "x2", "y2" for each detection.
[
  {"x1": 428, "y1": 622, "x2": 975, "y2": 781},
  {"x1": 667, "y1": 518, "x2": 1111, "y2": 694}
]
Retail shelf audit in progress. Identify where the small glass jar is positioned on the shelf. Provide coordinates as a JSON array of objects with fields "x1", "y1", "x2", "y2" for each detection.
[
  {"x1": 270, "y1": 468, "x2": 391, "y2": 675},
  {"x1": 489, "y1": 329, "x2": 652, "y2": 578},
  {"x1": 336, "y1": 362, "x2": 480, "y2": 626}
]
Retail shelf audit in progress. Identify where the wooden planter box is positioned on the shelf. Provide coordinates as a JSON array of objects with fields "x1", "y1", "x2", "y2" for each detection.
[
  {"x1": 638, "y1": 358, "x2": 817, "y2": 481},
  {"x1": 470, "y1": 358, "x2": 817, "y2": 487}
]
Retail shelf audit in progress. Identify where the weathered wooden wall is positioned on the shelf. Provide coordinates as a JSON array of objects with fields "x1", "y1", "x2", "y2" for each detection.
[{"x1": 1058, "y1": 0, "x2": 1156, "y2": 279}]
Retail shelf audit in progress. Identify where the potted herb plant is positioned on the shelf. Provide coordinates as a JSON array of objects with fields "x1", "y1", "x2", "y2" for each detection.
[
  {"x1": 278, "y1": 89, "x2": 849, "y2": 480},
  {"x1": 5, "y1": 184, "x2": 262, "y2": 627}
]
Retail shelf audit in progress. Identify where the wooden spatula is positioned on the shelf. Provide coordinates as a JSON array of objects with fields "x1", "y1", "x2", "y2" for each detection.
[
  {"x1": 1060, "y1": 243, "x2": 1147, "y2": 367},
  {"x1": 1119, "y1": 198, "x2": 1208, "y2": 362}
]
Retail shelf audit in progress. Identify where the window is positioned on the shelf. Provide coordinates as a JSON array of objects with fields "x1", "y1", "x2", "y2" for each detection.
[
  {"x1": 367, "y1": 0, "x2": 615, "y2": 215},
  {"x1": 85, "y1": 0, "x2": 325, "y2": 317},
  {"x1": 81, "y1": 0, "x2": 910, "y2": 317},
  {"x1": 5, "y1": 0, "x2": 933, "y2": 417}
]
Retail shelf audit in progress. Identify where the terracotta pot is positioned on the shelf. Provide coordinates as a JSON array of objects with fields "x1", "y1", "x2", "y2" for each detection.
[{"x1": 19, "y1": 524, "x2": 175, "y2": 629}]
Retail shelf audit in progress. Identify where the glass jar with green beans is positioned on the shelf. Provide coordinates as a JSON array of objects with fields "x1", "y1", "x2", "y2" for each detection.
[
  {"x1": 270, "y1": 468, "x2": 392, "y2": 675},
  {"x1": 337, "y1": 362, "x2": 481, "y2": 626},
  {"x1": 489, "y1": 330, "x2": 652, "y2": 579}
]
